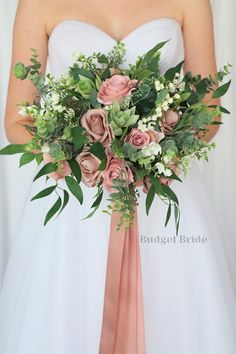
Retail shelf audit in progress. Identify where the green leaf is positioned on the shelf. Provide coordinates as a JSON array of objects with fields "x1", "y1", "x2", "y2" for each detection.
[
  {"x1": 69, "y1": 67, "x2": 95, "y2": 81},
  {"x1": 58, "y1": 190, "x2": 70, "y2": 216},
  {"x1": 68, "y1": 159, "x2": 81, "y2": 183},
  {"x1": 162, "y1": 185, "x2": 179, "y2": 205},
  {"x1": 98, "y1": 158, "x2": 107, "y2": 171},
  {"x1": 97, "y1": 54, "x2": 109, "y2": 64},
  {"x1": 19, "y1": 152, "x2": 35, "y2": 167},
  {"x1": 89, "y1": 142, "x2": 106, "y2": 160},
  {"x1": 65, "y1": 176, "x2": 83, "y2": 204},
  {"x1": 208, "y1": 105, "x2": 230, "y2": 114},
  {"x1": 71, "y1": 126, "x2": 87, "y2": 149},
  {"x1": 212, "y1": 80, "x2": 231, "y2": 98},
  {"x1": 155, "y1": 89, "x2": 169, "y2": 105},
  {"x1": 164, "y1": 60, "x2": 185, "y2": 81},
  {"x1": 196, "y1": 78, "x2": 209, "y2": 99},
  {"x1": 174, "y1": 203, "x2": 180, "y2": 235},
  {"x1": 0, "y1": 144, "x2": 26, "y2": 155},
  {"x1": 143, "y1": 41, "x2": 169, "y2": 62},
  {"x1": 150, "y1": 175, "x2": 163, "y2": 194},
  {"x1": 13, "y1": 62, "x2": 30, "y2": 80},
  {"x1": 82, "y1": 205, "x2": 99, "y2": 220},
  {"x1": 91, "y1": 190, "x2": 103, "y2": 208},
  {"x1": 35, "y1": 153, "x2": 44, "y2": 165},
  {"x1": 101, "y1": 68, "x2": 111, "y2": 80},
  {"x1": 145, "y1": 184, "x2": 155, "y2": 215},
  {"x1": 44, "y1": 196, "x2": 62, "y2": 225},
  {"x1": 31, "y1": 185, "x2": 57, "y2": 201},
  {"x1": 33, "y1": 162, "x2": 57, "y2": 182},
  {"x1": 169, "y1": 170, "x2": 182, "y2": 183},
  {"x1": 165, "y1": 203, "x2": 172, "y2": 227},
  {"x1": 211, "y1": 121, "x2": 223, "y2": 125},
  {"x1": 90, "y1": 88, "x2": 101, "y2": 108}
]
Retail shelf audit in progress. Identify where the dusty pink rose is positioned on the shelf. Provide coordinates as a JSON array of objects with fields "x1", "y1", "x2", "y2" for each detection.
[
  {"x1": 97, "y1": 74, "x2": 139, "y2": 105},
  {"x1": 103, "y1": 151, "x2": 134, "y2": 192},
  {"x1": 75, "y1": 151, "x2": 103, "y2": 187},
  {"x1": 161, "y1": 109, "x2": 180, "y2": 133},
  {"x1": 81, "y1": 108, "x2": 114, "y2": 147},
  {"x1": 146, "y1": 130, "x2": 165, "y2": 143},
  {"x1": 124, "y1": 128, "x2": 150, "y2": 148},
  {"x1": 125, "y1": 128, "x2": 165, "y2": 148},
  {"x1": 43, "y1": 153, "x2": 71, "y2": 180}
]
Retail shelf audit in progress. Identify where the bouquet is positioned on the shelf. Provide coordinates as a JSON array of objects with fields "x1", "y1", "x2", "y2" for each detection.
[{"x1": 0, "y1": 41, "x2": 231, "y2": 231}]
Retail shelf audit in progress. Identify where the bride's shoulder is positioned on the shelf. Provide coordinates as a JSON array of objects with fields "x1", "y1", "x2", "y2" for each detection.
[{"x1": 179, "y1": 0, "x2": 213, "y2": 21}]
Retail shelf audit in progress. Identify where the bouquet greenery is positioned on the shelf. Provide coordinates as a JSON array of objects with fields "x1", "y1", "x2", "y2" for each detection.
[{"x1": 0, "y1": 41, "x2": 231, "y2": 231}]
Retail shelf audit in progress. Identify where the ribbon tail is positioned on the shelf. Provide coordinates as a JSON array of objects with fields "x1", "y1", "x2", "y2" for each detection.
[{"x1": 99, "y1": 205, "x2": 146, "y2": 354}]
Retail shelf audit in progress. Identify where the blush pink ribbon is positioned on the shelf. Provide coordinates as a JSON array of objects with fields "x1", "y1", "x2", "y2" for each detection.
[{"x1": 99, "y1": 205, "x2": 146, "y2": 354}]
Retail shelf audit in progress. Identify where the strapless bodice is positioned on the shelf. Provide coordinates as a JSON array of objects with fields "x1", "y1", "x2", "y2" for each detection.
[{"x1": 48, "y1": 18, "x2": 185, "y2": 77}]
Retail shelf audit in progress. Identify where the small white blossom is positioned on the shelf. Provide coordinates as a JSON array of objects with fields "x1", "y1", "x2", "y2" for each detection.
[
  {"x1": 155, "y1": 107, "x2": 162, "y2": 113},
  {"x1": 155, "y1": 162, "x2": 165, "y2": 174},
  {"x1": 18, "y1": 106, "x2": 28, "y2": 117},
  {"x1": 50, "y1": 92, "x2": 60, "y2": 106},
  {"x1": 174, "y1": 93, "x2": 181, "y2": 100},
  {"x1": 149, "y1": 142, "x2": 162, "y2": 156},
  {"x1": 178, "y1": 82, "x2": 185, "y2": 92},
  {"x1": 41, "y1": 145, "x2": 50, "y2": 153},
  {"x1": 72, "y1": 49, "x2": 83, "y2": 61},
  {"x1": 155, "y1": 80, "x2": 164, "y2": 92},
  {"x1": 168, "y1": 82, "x2": 176, "y2": 93},
  {"x1": 162, "y1": 105, "x2": 169, "y2": 112},
  {"x1": 163, "y1": 168, "x2": 172, "y2": 177}
]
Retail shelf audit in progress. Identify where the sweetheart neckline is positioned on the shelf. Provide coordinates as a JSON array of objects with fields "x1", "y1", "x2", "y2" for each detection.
[{"x1": 48, "y1": 17, "x2": 182, "y2": 44}]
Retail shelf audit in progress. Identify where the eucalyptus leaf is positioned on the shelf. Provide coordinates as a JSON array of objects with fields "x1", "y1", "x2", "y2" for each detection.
[
  {"x1": 212, "y1": 80, "x2": 231, "y2": 98},
  {"x1": 0, "y1": 144, "x2": 26, "y2": 155},
  {"x1": 31, "y1": 185, "x2": 57, "y2": 201},
  {"x1": 91, "y1": 190, "x2": 103, "y2": 208},
  {"x1": 101, "y1": 68, "x2": 111, "y2": 80},
  {"x1": 174, "y1": 203, "x2": 180, "y2": 235},
  {"x1": 89, "y1": 142, "x2": 106, "y2": 160},
  {"x1": 65, "y1": 176, "x2": 83, "y2": 204},
  {"x1": 145, "y1": 184, "x2": 155, "y2": 215},
  {"x1": 164, "y1": 60, "x2": 185, "y2": 81},
  {"x1": 71, "y1": 127, "x2": 87, "y2": 149},
  {"x1": 33, "y1": 162, "x2": 57, "y2": 182},
  {"x1": 90, "y1": 88, "x2": 101, "y2": 108},
  {"x1": 143, "y1": 41, "x2": 168, "y2": 62},
  {"x1": 58, "y1": 190, "x2": 70, "y2": 216},
  {"x1": 162, "y1": 185, "x2": 179, "y2": 205},
  {"x1": 44, "y1": 196, "x2": 62, "y2": 225},
  {"x1": 165, "y1": 203, "x2": 172, "y2": 227},
  {"x1": 208, "y1": 105, "x2": 230, "y2": 114},
  {"x1": 68, "y1": 159, "x2": 81, "y2": 183},
  {"x1": 150, "y1": 175, "x2": 163, "y2": 194},
  {"x1": 19, "y1": 152, "x2": 35, "y2": 167}
]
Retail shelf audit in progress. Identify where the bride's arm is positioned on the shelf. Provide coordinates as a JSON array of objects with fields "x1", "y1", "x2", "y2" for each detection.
[
  {"x1": 182, "y1": 0, "x2": 221, "y2": 142},
  {"x1": 4, "y1": 0, "x2": 48, "y2": 144}
]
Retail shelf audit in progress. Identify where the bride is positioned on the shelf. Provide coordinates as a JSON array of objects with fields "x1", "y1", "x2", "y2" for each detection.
[{"x1": 1, "y1": 0, "x2": 236, "y2": 353}]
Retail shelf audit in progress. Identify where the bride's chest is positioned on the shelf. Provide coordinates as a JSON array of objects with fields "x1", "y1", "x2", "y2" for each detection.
[{"x1": 47, "y1": 18, "x2": 185, "y2": 77}]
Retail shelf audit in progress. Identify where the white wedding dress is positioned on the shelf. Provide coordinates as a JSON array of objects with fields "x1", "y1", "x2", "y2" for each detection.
[{"x1": 0, "y1": 18, "x2": 236, "y2": 354}]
